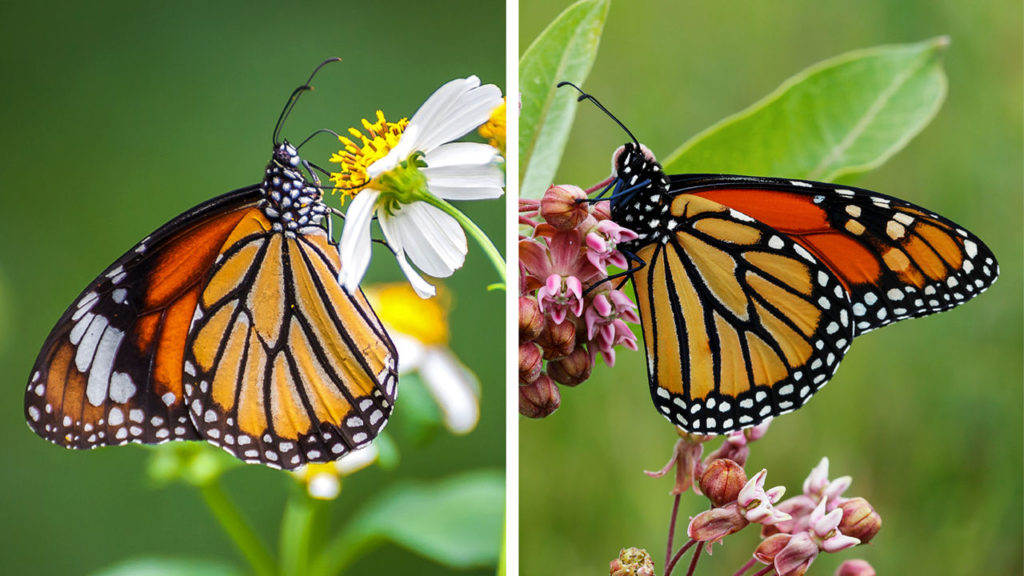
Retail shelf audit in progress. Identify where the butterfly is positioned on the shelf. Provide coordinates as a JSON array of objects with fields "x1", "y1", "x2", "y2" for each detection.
[
  {"x1": 25, "y1": 60, "x2": 399, "y2": 470},
  {"x1": 562, "y1": 83, "x2": 999, "y2": 435}
]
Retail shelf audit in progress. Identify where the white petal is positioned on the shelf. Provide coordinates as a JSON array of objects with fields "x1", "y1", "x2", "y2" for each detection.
[
  {"x1": 307, "y1": 473, "x2": 341, "y2": 500},
  {"x1": 410, "y1": 78, "x2": 503, "y2": 153},
  {"x1": 338, "y1": 188, "x2": 380, "y2": 293},
  {"x1": 423, "y1": 164, "x2": 506, "y2": 200},
  {"x1": 391, "y1": 333, "x2": 427, "y2": 373},
  {"x1": 394, "y1": 247, "x2": 437, "y2": 299},
  {"x1": 420, "y1": 348, "x2": 480, "y2": 434},
  {"x1": 367, "y1": 125, "x2": 420, "y2": 179},
  {"x1": 335, "y1": 444, "x2": 378, "y2": 475},
  {"x1": 423, "y1": 142, "x2": 500, "y2": 167},
  {"x1": 380, "y1": 202, "x2": 466, "y2": 278}
]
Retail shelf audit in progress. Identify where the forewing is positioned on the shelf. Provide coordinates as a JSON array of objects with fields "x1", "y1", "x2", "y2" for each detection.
[
  {"x1": 184, "y1": 225, "x2": 398, "y2": 470},
  {"x1": 25, "y1": 188, "x2": 262, "y2": 449},
  {"x1": 678, "y1": 174, "x2": 999, "y2": 335},
  {"x1": 631, "y1": 193, "x2": 853, "y2": 435}
]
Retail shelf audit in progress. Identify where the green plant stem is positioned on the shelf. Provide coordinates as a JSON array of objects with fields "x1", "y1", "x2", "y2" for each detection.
[
  {"x1": 280, "y1": 486, "x2": 319, "y2": 576},
  {"x1": 423, "y1": 195, "x2": 506, "y2": 287},
  {"x1": 199, "y1": 481, "x2": 277, "y2": 576},
  {"x1": 310, "y1": 527, "x2": 379, "y2": 576}
]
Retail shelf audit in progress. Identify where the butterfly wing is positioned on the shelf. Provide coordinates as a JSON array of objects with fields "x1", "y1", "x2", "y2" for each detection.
[
  {"x1": 674, "y1": 174, "x2": 1000, "y2": 335},
  {"x1": 26, "y1": 187, "x2": 263, "y2": 448},
  {"x1": 631, "y1": 193, "x2": 854, "y2": 434},
  {"x1": 183, "y1": 217, "x2": 398, "y2": 470}
]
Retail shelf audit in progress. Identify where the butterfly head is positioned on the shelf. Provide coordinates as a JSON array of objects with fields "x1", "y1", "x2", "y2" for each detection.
[
  {"x1": 608, "y1": 142, "x2": 671, "y2": 244},
  {"x1": 262, "y1": 141, "x2": 329, "y2": 233}
]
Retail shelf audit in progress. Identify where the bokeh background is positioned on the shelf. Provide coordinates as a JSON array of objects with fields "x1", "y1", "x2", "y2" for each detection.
[
  {"x1": 521, "y1": 1, "x2": 1022, "y2": 575},
  {"x1": 0, "y1": 1, "x2": 504, "y2": 574}
]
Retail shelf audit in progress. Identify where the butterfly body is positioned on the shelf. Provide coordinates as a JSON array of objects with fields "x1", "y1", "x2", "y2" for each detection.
[
  {"x1": 26, "y1": 142, "x2": 399, "y2": 469},
  {"x1": 608, "y1": 142, "x2": 998, "y2": 434}
]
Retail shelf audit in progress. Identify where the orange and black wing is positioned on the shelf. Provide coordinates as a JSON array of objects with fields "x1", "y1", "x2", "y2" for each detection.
[
  {"x1": 26, "y1": 187, "x2": 262, "y2": 448},
  {"x1": 631, "y1": 193, "x2": 854, "y2": 434},
  {"x1": 183, "y1": 220, "x2": 398, "y2": 470},
  {"x1": 676, "y1": 174, "x2": 999, "y2": 335}
]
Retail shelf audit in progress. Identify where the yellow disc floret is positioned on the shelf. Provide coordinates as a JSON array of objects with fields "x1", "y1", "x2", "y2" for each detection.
[
  {"x1": 478, "y1": 98, "x2": 506, "y2": 155},
  {"x1": 329, "y1": 111, "x2": 408, "y2": 203}
]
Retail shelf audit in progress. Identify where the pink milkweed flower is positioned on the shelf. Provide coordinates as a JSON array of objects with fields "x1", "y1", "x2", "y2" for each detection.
[
  {"x1": 738, "y1": 469, "x2": 791, "y2": 526},
  {"x1": 809, "y1": 498, "x2": 860, "y2": 553},
  {"x1": 536, "y1": 274, "x2": 584, "y2": 324},
  {"x1": 803, "y1": 457, "x2": 852, "y2": 511},
  {"x1": 773, "y1": 532, "x2": 818, "y2": 576},
  {"x1": 584, "y1": 290, "x2": 640, "y2": 365},
  {"x1": 585, "y1": 219, "x2": 639, "y2": 273},
  {"x1": 687, "y1": 503, "x2": 748, "y2": 550}
]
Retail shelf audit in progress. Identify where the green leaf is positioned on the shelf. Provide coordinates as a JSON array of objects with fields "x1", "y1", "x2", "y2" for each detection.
[
  {"x1": 519, "y1": 0, "x2": 609, "y2": 198},
  {"x1": 343, "y1": 470, "x2": 504, "y2": 569},
  {"x1": 90, "y1": 558, "x2": 243, "y2": 576},
  {"x1": 662, "y1": 37, "x2": 949, "y2": 182}
]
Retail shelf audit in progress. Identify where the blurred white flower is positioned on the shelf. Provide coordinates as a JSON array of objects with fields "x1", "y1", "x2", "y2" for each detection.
[
  {"x1": 291, "y1": 444, "x2": 378, "y2": 500},
  {"x1": 366, "y1": 283, "x2": 480, "y2": 433}
]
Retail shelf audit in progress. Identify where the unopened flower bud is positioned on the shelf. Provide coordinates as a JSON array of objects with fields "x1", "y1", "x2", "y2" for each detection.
[
  {"x1": 687, "y1": 503, "x2": 748, "y2": 545},
  {"x1": 519, "y1": 373, "x2": 560, "y2": 418},
  {"x1": 535, "y1": 317, "x2": 576, "y2": 360},
  {"x1": 700, "y1": 458, "x2": 747, "y2": 507},
  {"x1": 753, "y1": 533, "x2": 792, "y2": 564},
  {"x1": 547, "y1": 344, "x2": 591, "y2": 386},
  {"x1": 519, "y1": 342, "x2": 543, "y2": 384},
  {"x1": 838, "y1": 497, "x2": 881, "y2": 544},
  {"x1": 609, "y1": 547, "x2": 655, "y2": 576},
  {"x1": 835, "y1": 559, "x2": 876, "y2": 576},
  {"x1": 519, "y1": 297, "x2": 544, "y2": 341},
  {"x1": 540, "y1": 185, "x2": 589, "y2": 230}
]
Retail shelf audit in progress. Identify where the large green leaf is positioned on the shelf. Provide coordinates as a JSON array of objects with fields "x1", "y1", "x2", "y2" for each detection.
[
  {"x1": 519, "y1": 0, "x2": 609, "y2": 198},
  {"x1": 335, "y1": 470, "x2": 504, "y2": 571},
  {"x1": 662, "y1": 37, "x2": 949, "y2": 182},
  {"x1": 91, "y1": 558, "x2": 242, "y2": 576}
]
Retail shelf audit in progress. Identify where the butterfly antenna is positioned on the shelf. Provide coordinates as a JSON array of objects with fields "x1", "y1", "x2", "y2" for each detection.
[
  {"x1": 273, "y1": 57, "x2": 343, "y2": 146},
  {"x1": 297, "y1": 127, "x2": 342, "y2": 150},
  {"x1": 557, "y1": 81, "x2": 640, "y2": 147}
]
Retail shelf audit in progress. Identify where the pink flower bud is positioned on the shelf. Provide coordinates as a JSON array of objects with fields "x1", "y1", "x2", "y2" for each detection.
[
  {"x1": 519, "y1": 296, "x2": 544, "y2": 341},
  {"x1": 519, "y1": 373, "x2": 560, "y2": 418},
  {"x1": 535, "y1": 317, "x2": 576, "y2": 360},
  {"x1": 699, "y1": 458, "x2": 747, "y2": 507},
  {"x1": 548, "y1": 344, "x2": 592, "y2": 386},
  {"x1": 753, "y1": 533, "x2": 792, "y2": 564},
  {"x1": 519, "y1": 342, "x2": 543, "y2": 384},
  {"x1": 687, "y1": 503, "x2": 748, "y2": 546},
  {"x1": 837, "y1": 498, "x2": 881, "y2": 544},
  {"x1": 540, "y1": 185, "x2": 589, "y2": 230},
  {"x1": 609, "y1": 547, "x2": 655, "y2": 576},
  {"x1": 835, "y1": 559, "x2": 876, "y2": 576}
]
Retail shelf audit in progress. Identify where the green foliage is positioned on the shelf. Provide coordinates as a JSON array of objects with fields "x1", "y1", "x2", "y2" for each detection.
[
  {"x1": 346, "y1": 470, "x2": 505, "y2": 568},
  {"x1": 90, "y1": 558, "x2": 243, "y2": 576},
  {"x1": 519, "y1": 0, "x2": 609, "y2": 198},
  {"x1": 663, "y1": 37, "x2": 950, "y2": 182}
]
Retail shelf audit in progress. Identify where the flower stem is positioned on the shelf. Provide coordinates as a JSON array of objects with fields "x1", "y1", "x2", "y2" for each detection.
[
  {"x1": 280, "y1": 486, "x2": 319, "y2": 576},
  {"x1": 733, "y1": 558, "x2": 758, "y2": 576},
  {"x1": 423, "y1": 195, "x2": 506, "y2": 287},
  {"x1": 199, "y1": 481, "x2": 276, "y2": 576},
  {"x1": 685, "y1": 542, "x2": 704, "y2": 576},
  {"x1": 665, "y1": 539, "x2": 696, "y2": 576},
  {"x1": 666, "y1": 494, "x2": 681, "y2": 569}
]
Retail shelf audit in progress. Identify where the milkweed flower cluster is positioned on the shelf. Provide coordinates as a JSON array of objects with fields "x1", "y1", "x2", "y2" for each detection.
[
  {"x1": 330, "y1": 76, "x2": 505, "y2": 299},
  {"x1": 646, "y1": 423, "x2": 880, "y2": 576},
  {"x1": 519, "y1": 184, "x2": 640, "y2": 417}
]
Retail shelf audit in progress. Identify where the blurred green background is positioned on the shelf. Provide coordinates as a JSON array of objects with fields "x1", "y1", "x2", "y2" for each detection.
[
  {"x1": 520, "y1": 1, "x2": 1021, "y2": 575},
  {"x1": 0, "y1": 1, "x2": 504, "y2": 575}
]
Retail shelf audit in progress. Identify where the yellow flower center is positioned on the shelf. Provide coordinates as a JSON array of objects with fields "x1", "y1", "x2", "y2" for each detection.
[
  {"x1": 478, "y1": 98, "x2": 506, "y2": 154},
  {"x1": 329, "y1": 111, "x2": 408, "y2": 203},
  {"x1": 367, "y1": 282, "x2": 450, "y2": 346}
]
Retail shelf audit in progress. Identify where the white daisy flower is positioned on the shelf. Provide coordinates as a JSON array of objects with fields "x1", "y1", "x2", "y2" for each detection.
[
  {"x1": 331, "y1": 76, "x2": 505, "y2": 298},
  {"x1": 291, "y1": 444, "x2": 379, "y2": 500}
]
